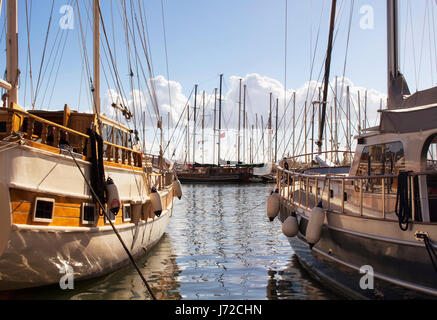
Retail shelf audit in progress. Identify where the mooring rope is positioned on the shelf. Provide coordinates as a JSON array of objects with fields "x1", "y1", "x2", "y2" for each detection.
[{"x1": 66, "y1": 147, "x2": 157, "y2": 300}]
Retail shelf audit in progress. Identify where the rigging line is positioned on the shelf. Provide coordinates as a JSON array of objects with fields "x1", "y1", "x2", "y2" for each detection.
[
  {"x1": 160, "y1": 0, "x2": 172, "y2": 112},
  {"x1": 32, "y1": 0, "x2": 56, "y2": 109},
  {"x1": 41, "y1": 12, "x2": 73, "y2": 110},
  {"x1": 163, "y1": 87, "x2": 195, "y2": 155},
  {"x1": 75, "y1": 0, "x2": 94, "y2": 112},
  {"x1": 417, "y1": 0, "x2": 429, "y2": 89},
  {"x1": 131, "y1": 2, "x2": 161, "y2": 123},
  {"x1": 24, "y1": 0, "x2": 34, "y2": 110},
  {"x1": 97, "y1": 1, "x2": 131, "y2": 114},
  {"x1": 46, "y1": 26, "x2": 71, "y2": 108},
  {"x1": 65, "y1": 147, "x2": 157, "y2": 300},
  {"x1": 431, "y1": 0, "x2": 437, "y2": 84},
  {"x1": 408, "y1": 2, "x2": 418, "y2": 91}
]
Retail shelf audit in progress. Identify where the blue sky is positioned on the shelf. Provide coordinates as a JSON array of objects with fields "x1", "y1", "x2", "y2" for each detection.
[
  {"x1": 2, "y1": 0, "x2": 434, "y2": 107},
  {"x1": 0, "y1": 0, "x2": 436, "y2": 161}
]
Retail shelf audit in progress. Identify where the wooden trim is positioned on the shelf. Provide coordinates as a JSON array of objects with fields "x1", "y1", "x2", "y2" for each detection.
[{"x1": 10, "y1": 188, "x2": 174, "y2": 228}]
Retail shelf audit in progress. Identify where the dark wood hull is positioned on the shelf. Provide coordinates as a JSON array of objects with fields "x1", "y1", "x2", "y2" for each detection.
[{"x1": 289, "y1": 214, "x2": 437, "y2": 299}]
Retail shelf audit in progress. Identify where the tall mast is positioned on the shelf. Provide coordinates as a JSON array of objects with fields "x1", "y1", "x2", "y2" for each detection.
[
  {"x1": 317, "y1": 0, "x2": 337, "y2": 153},
  {"x1": 7, "y1": 0, "x2": 18, "y2": 106},
  {"x1": 255, "y1": 114, "x2": 259, "y2": 163},
  {"x1": 218, "y1": 74, "x2": 223, "y2": 166},
  {"x1": 269, "y1": 93, "x2": 272, "y2": 163},
  {"x1": 213, "y1": 88, "x2": 217, "y2": 165},
  {"x1": 292, "y1": 92, "x2": 296, "y2": 158},
  {"x1": 261, "y1": 116, "x2": 265, "y2": 162},
  {"x1": 93, "y1": 0, "x2": 101, "y2": 115},
  {"x1": 243, "y1": 84, "x2": 247, "y2": 164},
  {"x1": 238, "y1": 79, "x2": 242, "y2": 164},
  {"x1": 192, "y1": 84, "x2": 198, "y2": 164},
  {"x1": 275, "y1": 98, "x2": 279, "y2": 163},
  {"x1": 202, "y1": 90, "x2": 205, "y2": 164},
  {"x1": 187, "y1": 103, "x2": 190, "y2": 164},
  {"x1": 386, "y1": 0, "x2": 410, "y2": 108}
]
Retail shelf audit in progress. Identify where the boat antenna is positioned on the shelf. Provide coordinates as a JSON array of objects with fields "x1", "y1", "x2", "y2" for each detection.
[{"x1": 317, "y1": 0, "x2": 337, "y2": 154}]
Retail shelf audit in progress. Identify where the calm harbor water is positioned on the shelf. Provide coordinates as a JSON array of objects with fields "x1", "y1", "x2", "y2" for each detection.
[{"x1": 2, "y1": 183, "x2": 337, "y2": 300}]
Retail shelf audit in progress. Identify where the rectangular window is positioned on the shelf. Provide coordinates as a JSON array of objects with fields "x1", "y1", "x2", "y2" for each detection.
[
  {"x1": 81, "y1": 203, "x2": 96, "y2": 225},
  {"x1": 105, "y1": 209, "x2": 117, "y2": 224},
  {"x1": 33, "y1": 198, "x2": 55, "y2": 223},
  {"x1": 357, "y1": 141, "x2": 405, "y2": 193},
  {"x1": 123, "y1": 204, "x2": 131, "y2": 222},
  {"x1": 0, "y1": 121, "x2": 6, "y2": 133}
]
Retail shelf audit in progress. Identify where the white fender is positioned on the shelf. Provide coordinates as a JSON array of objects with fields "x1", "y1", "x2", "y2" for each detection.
[
  {"x1": 267, "y1": 190, "x2": 280, "y2": 222},
  {"x1": 306, "y1": 205, "x2": 326, "y2": 247},
  {"x1": 172, "y1": 179, "x2": 182, "y2": 200},
  {"x1": 150, "y1": 188, "x2": 163, "y2": 217},
  {"x1": 0, "y1": 182, "x2": 11, "y2": 258},
  {"x1": 106, "y1": 177, "x2": 120, "y2": 215},
  {"x1": 282, "y1": 214, "x2": 298, "y2": 238}
]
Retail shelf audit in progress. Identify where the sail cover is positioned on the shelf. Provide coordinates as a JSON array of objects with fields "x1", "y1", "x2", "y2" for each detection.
[{"x1": 380, "y1": 102, "x2": 437, "y2": 133}]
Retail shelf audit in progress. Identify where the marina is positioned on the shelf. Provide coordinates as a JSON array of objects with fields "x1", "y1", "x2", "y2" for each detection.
[
  {"x1": 0, "y1": 183, "x2": 337, "y2": 300},
  {"x1": 0, "y1": 0, "x2": 436, "y2": 304}
]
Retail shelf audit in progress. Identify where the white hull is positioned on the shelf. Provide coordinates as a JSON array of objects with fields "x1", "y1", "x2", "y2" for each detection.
[
  {"x1": 0, "y1": 208, "x2": 172, "y2": 291},
  {"x1": 0, "y1": 142, "x2": 175, "y2": 291}
]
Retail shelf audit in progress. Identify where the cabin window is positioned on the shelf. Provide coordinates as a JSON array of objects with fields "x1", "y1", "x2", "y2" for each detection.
[
  {"x1": 123, "y1": 204, "x2": 131, "y2": 222},
  {"x1": 33, "y1": 198, "x2": 55, "y2": 223},
  {"x1": 0, "y1": 121, "x2": 6, "y2": 133},
  {"x1": 81, "y1": 203, "x2": 96, "y2": 225},
  {"x1": 425, "y1": 135, "x2": 437, "y2": 171},
  {"x1": 103, "y1": 125, "x2": 113, "y2": 144},
  {"x1": 357, "y1": 141, "x2": 405, "y2": 193}
]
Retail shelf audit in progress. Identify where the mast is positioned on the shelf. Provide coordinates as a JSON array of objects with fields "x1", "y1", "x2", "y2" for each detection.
[
  {"x1": 292, "y1": 92, "x2": 296, "y2": 158},
  {"x1": 192, "y1": 84, "x2": 198, "y2": 164},
  {"x1": 238, "y1": 79, "x2": 242, "y2": 164},
  {"x1": 218, "y1": 74, "x2": 223, "y2": 166},
  {"x1": 187, "y1": 103, "x2": 190, "y2": 164},
  {"x1": 255, "y1": 114, "x2": 259, "y2": 163},
  {"x1": 6, "y1": 0, "x2": 18, "y2": 106},
  {"x1": 304, "y1": 101, "x2": 307, "y2": 163},
  {"x1": 358, "y1": 91, "x2": 361, "y2": 135},
  {"x1": 213, "y1": 88, "x2": 217, "y2": 165},
  {"x1": 275, "y1": 98, "x2": 278, "y2": 163},
  {"x1": 202, "y1": 90, "x2": 205, "y2": 164},
  {"x1": 317, "y1": 0, "x2": 337, "y2": 153},
  {"x1": 93, "y1": 0, "x2": 101, "y2": 115},
  {"x1": 261, "y1": 116, "x2": 265, "y2": 163},
  {"x1": 386, "y1": 0, "x2": 410, "y2": 109},
  {"x1": 269, "y1": 93, "x2": 272, "y2": 163},
  {"x1": 243, "y1": 84, "x2": 247, "y2": 164}
]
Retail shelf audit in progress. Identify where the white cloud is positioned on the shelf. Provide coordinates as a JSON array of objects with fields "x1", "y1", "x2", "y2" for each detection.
[{"x1": 101, "y1": 73, "x2": 387, "y2": 163}]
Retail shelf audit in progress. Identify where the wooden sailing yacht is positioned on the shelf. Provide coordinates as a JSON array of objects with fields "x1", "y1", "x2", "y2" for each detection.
[
  {"x1": 0, "y1": 0, "x2": 180, "y2": 291},
  {"x1": 269, "y1": 0, "x2": 437, "y2": 299}
]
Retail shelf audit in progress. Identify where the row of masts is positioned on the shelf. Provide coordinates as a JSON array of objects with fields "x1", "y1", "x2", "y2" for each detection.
[{"x1": 180, "y1": 73, "x2": 377, "y2": 167}]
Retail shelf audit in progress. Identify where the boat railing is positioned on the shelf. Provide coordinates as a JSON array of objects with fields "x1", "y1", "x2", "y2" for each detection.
[
  {"x1": 284, "y1": 150, "x2": 354, "y2": 165},
  {"x1": 1, "y1": 107, "x2": 143, "y2": 167},
  {"x1": 277, "y1": 164, "x2": 436, "y2": 222}
]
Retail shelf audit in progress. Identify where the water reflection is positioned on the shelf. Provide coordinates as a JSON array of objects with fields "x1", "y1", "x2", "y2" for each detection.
[{"x1": 1, "y1": 183, "x2": 337, "y2": 300}]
